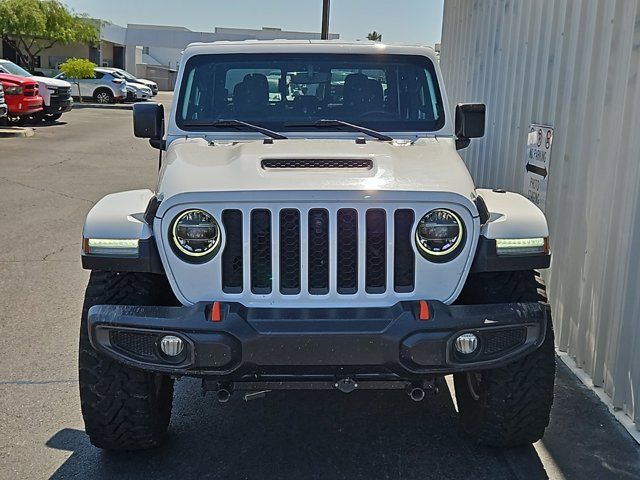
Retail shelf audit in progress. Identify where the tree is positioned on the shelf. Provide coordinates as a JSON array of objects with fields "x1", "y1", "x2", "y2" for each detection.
[
  {"x1": 367, "y1": 31, "x2": 383, "y2": 42},
  {"x1": 0, "y1": 0, "x2": 98, "y2": 72},
  {"x1": 59, "y1": 57, "x2": 95, "y2": 99}
]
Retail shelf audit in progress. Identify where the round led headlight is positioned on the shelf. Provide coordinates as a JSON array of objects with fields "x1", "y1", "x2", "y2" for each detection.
[
  {"x1": 170, "y1": 209, "x2": 220, "y2": 261},
  {"x1": 415, "y1": 209, "x2": 464, "y2": 260}
]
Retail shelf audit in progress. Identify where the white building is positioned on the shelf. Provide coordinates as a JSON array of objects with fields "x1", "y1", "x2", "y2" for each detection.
[
  {"x1": 100, "y1": 24, "x2": 340, "y2": 89},
  {"x1": 0, "y1": 23, "x2": 339, "y2": 90}
]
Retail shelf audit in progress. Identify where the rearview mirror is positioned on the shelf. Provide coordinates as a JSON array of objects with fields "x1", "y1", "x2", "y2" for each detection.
[
  {"x1": 455, "y1": 103, "x2": 485, "y2": 150},
  {"x1": 133, "y1": 103, "x2": 164, "y2": 149}
]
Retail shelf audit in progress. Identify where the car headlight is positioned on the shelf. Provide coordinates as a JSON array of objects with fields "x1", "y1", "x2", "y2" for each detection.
[
  {"x1": 170, "y1": 209, "x2": 221, "y2": 261},
  {"x1": 415, "y1": 209, "x2": 464, "y2": 260},
  {"x1": 5, "y1": 86, "x2": 22, "y2": 95}
]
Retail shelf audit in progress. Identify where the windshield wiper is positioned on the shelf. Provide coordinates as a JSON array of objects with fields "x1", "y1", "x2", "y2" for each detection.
[
  {"x1": 182, "y1": 119, "x2": 287, "y2": 140},
  {"x1": 285, "y1": 119, "x2": 393, "y2": 141}
]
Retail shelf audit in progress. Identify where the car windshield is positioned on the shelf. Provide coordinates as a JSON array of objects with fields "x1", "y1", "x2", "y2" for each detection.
[
  {"x1": 0, "y1": 61, "x2": 32, "y2": 77},
  {"x1": 117, "y1": 70, "x2": 138, "y2": 82},
  {"x1": 176, "y1": 53, "x2": 445, "y2": 133}
]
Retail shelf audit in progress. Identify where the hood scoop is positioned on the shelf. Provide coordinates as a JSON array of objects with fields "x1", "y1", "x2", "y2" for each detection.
[{"x1": 261, "y1": 158, "x2": 374, "y2": 170}]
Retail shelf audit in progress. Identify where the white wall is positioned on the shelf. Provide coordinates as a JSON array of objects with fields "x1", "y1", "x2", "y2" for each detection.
[{"x1": 441, "y1": 0, "x2": 640, "y2": 429}]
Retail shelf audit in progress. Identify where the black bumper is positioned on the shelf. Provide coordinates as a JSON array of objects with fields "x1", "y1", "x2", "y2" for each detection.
[
  {"x1": 44, "y1": 97, "x2": 72, "y2": 115},
  {"x1": 88, "y1": 301, "x2": 549, "y2": 380}
]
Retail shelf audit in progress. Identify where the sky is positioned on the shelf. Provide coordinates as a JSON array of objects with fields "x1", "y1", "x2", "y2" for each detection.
[{"x1": 62, "y1": 0, "x2": 444, "y2": 46}]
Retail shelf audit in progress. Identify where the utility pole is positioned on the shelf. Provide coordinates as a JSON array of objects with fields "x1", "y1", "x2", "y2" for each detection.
[{"x1": 321, "y1": 0, "x2": 330, "y2": 39}]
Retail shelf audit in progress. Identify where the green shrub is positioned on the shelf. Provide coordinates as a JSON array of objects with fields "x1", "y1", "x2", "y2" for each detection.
[{"x1": 59, "y1": 58, "x2": 96, "y2": 79}]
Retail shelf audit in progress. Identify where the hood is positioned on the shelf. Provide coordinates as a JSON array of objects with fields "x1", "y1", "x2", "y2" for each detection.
[
  {"x1": 136, "y1": 78, "x2": 157, "y2": 87},
  {"x1": 127, "y1": 81, "x2": 151, "y2": 91},
  {"x1": 0, "y1": 73, "x2": 38, "y2": 86},
  {"x1": 157, "y1": 137, "x2": 476, "y2": 201},
  {"x1": 31, "y1": 75, "x2": 71, "y2": 88}
]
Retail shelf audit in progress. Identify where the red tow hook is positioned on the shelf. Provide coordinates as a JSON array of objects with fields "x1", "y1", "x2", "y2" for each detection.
[
  {"x1": 419, "y1": 300, "x2": 431, "y2": 321},
  {"x1": 210, "y1": 301, "x2": 222, "y2": 322}
]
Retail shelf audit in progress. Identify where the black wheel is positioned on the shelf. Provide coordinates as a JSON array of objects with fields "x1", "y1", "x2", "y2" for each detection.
[
  {"x1": 453, "y1": 270, "x2": 556, "y2": 447},
  {"x1": 79, "y1": 271, "x2": 178, "y2": 451},
  {"x1": 93, "y1": 88, "x2": 114, "y2": 104},
  {"x1": 46, "y1": 113, "x2": 62, "y2": 121}
]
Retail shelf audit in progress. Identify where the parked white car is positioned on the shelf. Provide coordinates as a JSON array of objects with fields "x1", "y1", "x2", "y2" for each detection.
[
  {"x1": 0, "y1": 59, "x2": 72, "y2": 121},
  {"x1": 55, "y1": 68, "x2": 127, "y2": 104},
  {"x1": 125, "y1": 83, "x2": 152, "y2": 101},
  {"x1": 101, "y1": 67, "x2": 158, "y2": 95}
]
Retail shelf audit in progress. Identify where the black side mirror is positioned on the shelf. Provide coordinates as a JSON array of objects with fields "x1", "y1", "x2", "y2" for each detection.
[
  {"x1": 455, "y1": 103, "x2": 485, "y2": 150},
  {"x1": 133, "y1": 103, "x2": 165, "y2": 149}
]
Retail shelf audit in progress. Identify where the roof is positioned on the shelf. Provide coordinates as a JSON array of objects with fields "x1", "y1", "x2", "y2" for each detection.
[{"x1": 182, "y1": 40, "x2": 436, "y2": 60}]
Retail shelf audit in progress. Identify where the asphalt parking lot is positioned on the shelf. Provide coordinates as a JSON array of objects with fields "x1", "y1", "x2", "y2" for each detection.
[{"x1": 1, "y1": 93, "x2": 639, "y2": 480}]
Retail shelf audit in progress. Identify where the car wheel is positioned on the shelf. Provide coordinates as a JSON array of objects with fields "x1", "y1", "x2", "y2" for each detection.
[
  {"x1": 79, "y1": 271, "x2": 179, "y2": 450},
  {"x1": 46, "y1": 113, "x2": 62, "y2": 121},
  {"x1": 94, "y1": 89, "x2": 114, "y2": 104},
  {"x1": 453, "y1": 270, "x2": 556, "y2": 447}
]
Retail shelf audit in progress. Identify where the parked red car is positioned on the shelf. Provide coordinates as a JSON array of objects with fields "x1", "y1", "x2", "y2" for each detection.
[{"x1": 0, "y1": 73, "x2": 43, "y2": 122}]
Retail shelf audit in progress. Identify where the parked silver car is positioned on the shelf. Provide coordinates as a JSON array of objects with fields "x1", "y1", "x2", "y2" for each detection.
[{"x1": 55, "y1": 68, "x2": 127, "y2": 104}]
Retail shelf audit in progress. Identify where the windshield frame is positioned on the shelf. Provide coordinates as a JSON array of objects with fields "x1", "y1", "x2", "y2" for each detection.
[{"x1": 174, "y1": 53, "x2": 446, "y2": 135}]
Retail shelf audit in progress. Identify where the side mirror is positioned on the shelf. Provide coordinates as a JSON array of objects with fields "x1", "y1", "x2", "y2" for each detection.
[
  {"x1": 133, "y1": 103, "x2": 165, "y2": 149},
  {"x1": 455, "y1": 103, "x2": 485, "y2": 150}
]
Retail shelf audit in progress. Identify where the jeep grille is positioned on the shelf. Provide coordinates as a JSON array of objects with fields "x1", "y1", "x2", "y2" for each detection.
[{"x1": 220, "y1": 207, "x2": 415, "y2": 295}]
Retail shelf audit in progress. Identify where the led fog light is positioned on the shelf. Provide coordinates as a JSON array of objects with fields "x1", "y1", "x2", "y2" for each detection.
[
  {"x1": 454, "y1": 333, "x2": 478, "y2": 355},
  {"x1": 159, "y1": 335, "x2": 184, "y2": 357}
]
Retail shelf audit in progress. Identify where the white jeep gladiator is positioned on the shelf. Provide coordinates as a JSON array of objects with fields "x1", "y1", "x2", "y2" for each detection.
[{"x1": 79, "y1": 40, "x2": 555, "y2": 451}]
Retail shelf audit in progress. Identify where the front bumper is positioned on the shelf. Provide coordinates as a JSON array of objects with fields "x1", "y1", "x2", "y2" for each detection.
[
  {"x1": 44, "y1": 96, "x2": 73, "y2": 115},
  {"x1": 88, "y1": 301, "x2": 549, "y2": 380}
]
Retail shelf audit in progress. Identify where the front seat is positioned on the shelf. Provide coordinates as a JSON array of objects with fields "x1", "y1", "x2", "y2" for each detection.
[
  {"x1": 233, "y1": 73, "x2": 269, "y2": 114},
  {"x1": 342, "y1": 73, "x2": 383, "y2": 115}
]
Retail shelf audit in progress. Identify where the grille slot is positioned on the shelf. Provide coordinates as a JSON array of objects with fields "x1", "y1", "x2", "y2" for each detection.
[
  {"x1": 337, "y1": 208, "x2": 358, "y2": 294},
  {"x1": 109, "y1": 330, "x2": 157, "y2": 358},
  {"x1": 251, "y1": 209, "x2": 272, "y2": 294},
  {"x1": 222, "y1": 209, "x2": 243, "y2": 293},
  {"x1": 280, "y1": 209, "x2": 301, "y2": 294},
  {"x1": 365, "y1": 209, "x2": 387, "y2": 293},
  {"x1": 262, "y1": 158, "x2": 373, "y2": 170},
  {"x1": 394, "y1": 209, "x2": 415, "y2": 292},
  {"x1": 483, "y1": 328, "x2": 527, "y2": 355},
  {"x1": 308, "y1": 209, "x2": 330, "y2": 294}
]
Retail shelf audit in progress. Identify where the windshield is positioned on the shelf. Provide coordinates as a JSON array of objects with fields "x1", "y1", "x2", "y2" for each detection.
[
  {"x1": 0, "y1": 61, "x2": 32, "y2": 77},
  {"x1": 176, "y1": 53, "x2": 445, "y2": 133},
  {"x1": 115, "y1": 70, "x2": 137, "y2": 81}
]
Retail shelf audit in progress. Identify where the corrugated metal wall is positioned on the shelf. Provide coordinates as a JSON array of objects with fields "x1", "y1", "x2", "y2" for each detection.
[{"x1": 441, "y1": 0, "x2": 640, "y2": 428}]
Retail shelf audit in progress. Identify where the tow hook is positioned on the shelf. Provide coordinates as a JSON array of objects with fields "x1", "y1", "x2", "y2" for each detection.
[
  {"x1": 408, "y1": 387, "x2": 425, "y2": 402},
  {"x1": 216, "y1": 388, "x2": 231, "y2": 403},
  {"x1": 334, "y1": 378, "x2": 358, "y2": 393},
  {"x1": 407, "y1": 377, "x2": 439, "y2": 401}
]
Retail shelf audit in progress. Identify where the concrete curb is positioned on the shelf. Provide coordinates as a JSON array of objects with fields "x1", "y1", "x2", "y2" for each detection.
[
  {"x1": 72, "y1": 103, "x2": 133, "y2": 111},
  {"x1": 0, "y1": 127, "x2": 35, "y2": 138}
]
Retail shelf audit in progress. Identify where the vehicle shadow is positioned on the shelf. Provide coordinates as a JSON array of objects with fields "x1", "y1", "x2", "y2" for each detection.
[{"x1": 46, "y1": 379, "x2": 549, "y2": 480}]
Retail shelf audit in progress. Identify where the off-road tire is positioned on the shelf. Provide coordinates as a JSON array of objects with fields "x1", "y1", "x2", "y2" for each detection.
[
  {"x1": 79, "y1": 271, "x2": 178, "y2": 451},
  {"x1": 93, "y1": 88, "x2": 114, "y2": 104},
  {"x1": 453, "y1": 270, "x2": 556, "y2": 447}
]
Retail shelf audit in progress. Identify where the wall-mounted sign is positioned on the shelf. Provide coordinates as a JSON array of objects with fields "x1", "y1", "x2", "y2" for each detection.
[{"x1": 523, "y1": 124, "x2": 553, "y2": 211}]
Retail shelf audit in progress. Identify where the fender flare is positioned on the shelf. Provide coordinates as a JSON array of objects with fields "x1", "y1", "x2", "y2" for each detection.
[
  {"x1": 81, "y1": 189, "x2": 164, "y2": 273},
  {"x1": 471, "y1": 189, "x2": 550, "y2": 272}
]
